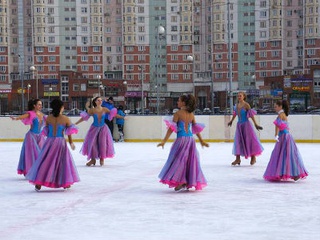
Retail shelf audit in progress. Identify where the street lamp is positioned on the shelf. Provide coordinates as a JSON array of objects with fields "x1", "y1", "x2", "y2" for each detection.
[
  {"x1": 97, "y1": 75, "x2": 101, "y2": 95},
  {"x1": 156, "y1": 25, "x2": 165, "y2": 115},
  {"x1": 123, "y1": 81, "x2": 128, "y2": 112},
  {"x1": 227, "y1": 0, "x2": 233, "y2": 114},
  {"x1": 27, "y1": 84, "x2": 31, "y2": 101},
  {"x1": 139, "y1": 65, "x2": 144, "y2": 115},
  {"x1": 48, "y1": 87, "x2": 53, "y2": 108},
  {"x1": 100, "y1": 84, "x2": 105, "y2": 97},
  {"x1": 187, "y1": 55, "x2": 194, "y2": 95},
  {"x1": 251, "y1": 74, "x2": 257, "y2": 108},
  {"x1": 30, "y1": 66, "x2": 39, "y2": 99}
]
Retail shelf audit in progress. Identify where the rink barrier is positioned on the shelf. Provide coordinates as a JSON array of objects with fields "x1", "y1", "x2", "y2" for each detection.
[{"x1": 1, "y1": 114, "x2": 320, "y2": 143}]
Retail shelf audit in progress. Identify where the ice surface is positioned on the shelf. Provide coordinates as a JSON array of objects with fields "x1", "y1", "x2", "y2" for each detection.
[{"x1": 0, "y1": 142, "x2": 319, "y2": 240}]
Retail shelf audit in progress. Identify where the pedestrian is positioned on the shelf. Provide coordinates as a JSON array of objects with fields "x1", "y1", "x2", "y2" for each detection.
[
  {"x1": 116, "y1": 105, "x2": 125, "y2": 142},
  {"x1": 80, "y1": 97, "x2": 116, "y2": 166},
  {"x1": 227, "y1": 91, "x2": 264, "y2": 166},
  {"x1": 11, "y1": 99, "x2": 46, "y2": 176},
  {"x1": 102, "y1": 96, "x2": 115, "y2": 139},
  {"x1": 26, "y1": 99, "x2": 79, "y2": 191},
  {"x1": 157, "y1": 94, "x2": 209, "y2": 191},
  {"x1": 263, "y1": 100, "x2": 308, "y2": 181}
]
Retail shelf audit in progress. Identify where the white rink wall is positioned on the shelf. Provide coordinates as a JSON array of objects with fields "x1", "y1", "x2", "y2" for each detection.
[{"x1": 1, "y1": 114, "x2": 320, "y2": 142}]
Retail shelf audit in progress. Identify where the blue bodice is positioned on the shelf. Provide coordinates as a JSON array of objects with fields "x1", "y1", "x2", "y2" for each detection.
[
  {"x1": 236, "y1": 108, "x2": 249, "y2": 123},
  {"x1": 30, "y1": 117, "x2": 44, "y2": 134},
  {"x1": 177, "y1": 121, "x2": 193, "y2": 138},
  {"x1": 92, "y1": 113, "x2": 107, "y2": 127},
  {"x1": 47, "y1": 124, "x2": 65, "y2": 137}
]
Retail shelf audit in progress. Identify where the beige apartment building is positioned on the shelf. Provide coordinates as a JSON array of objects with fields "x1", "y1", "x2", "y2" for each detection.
[{"x1": 1, "y1": 0, "x2": 320, "y2": 115}]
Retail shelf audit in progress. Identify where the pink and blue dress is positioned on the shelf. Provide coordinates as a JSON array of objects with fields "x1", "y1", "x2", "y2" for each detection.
[
  {"x1": 159, "y1": 119, "x2": 207, "y2": 190},
  {"x1": 232, "y1": 107, "x2": 264, "y2": 158},
  {"x1": 80, "y1": 112, "x2": 115, "y2": 160},
  {"x1": 26, "y1": 123, "x2": 80, "y2": 188},
  {"x1": 263, "y1": 118, "x2": 308, "y2": 181},
  {"x1": 17, "y1": 111, "x2": 46, "y2": 176}
]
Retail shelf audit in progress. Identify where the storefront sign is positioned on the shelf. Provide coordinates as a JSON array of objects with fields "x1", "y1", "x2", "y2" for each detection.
[{"x1": 292, "y1": 86, "x2": 310, "y2": 91}]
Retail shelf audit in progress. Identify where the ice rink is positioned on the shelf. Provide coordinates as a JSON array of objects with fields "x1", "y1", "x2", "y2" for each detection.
[{"x1": 0, "y1": 141, "x2": 320, "y2": 240}]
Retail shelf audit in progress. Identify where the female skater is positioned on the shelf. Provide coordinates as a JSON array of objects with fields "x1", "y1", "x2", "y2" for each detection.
[
  {"x1": 263, "y1": 100, "x2": 308, "y2": 181},
  {"x1": 157, "y1": 94, "x2": 209, "y2": 191},
  {"x1": 11, "y1": 99, "x2": 46, "y2": 176},
  {"x1": 227, "y1": 92, "x2": 264, "y2": 166},
  {"x1": 26, "y1": 99, "x2": 79, "y2": 191},
  {"x1": 79, "y1": 97, "x2": 116, "y2": 166}
]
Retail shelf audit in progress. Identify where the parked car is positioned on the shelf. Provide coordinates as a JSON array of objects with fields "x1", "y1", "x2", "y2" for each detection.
[
  {"x1": 202, "y1": 108, "x2": 212, "y2": 115},
  {"x1": 307, "y1": 109, "x2": 320, "y2": 114},
  {"x1": 172, "y1": 108, "x2": 179, "y2": 114},
  {"x1": 194, "y1": 109, "x2": 202, "y2": 115},
  {"x1": 63, "y1": 108, "x2": 81, "y2": 116},
  {"x1": 42, "y1": 108, "x2": 52, "y2": 115}
]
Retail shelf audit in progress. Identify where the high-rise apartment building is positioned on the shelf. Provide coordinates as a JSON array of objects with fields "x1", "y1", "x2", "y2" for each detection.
[{"x1": 1, "y1": 0, "x2": 320, "y2": 114}]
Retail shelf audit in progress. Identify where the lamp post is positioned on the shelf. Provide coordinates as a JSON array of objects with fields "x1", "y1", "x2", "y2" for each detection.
[
  {"x1": 227, "y1": 0, "x2": 233, "y2": 114},
  {"x1": 156, "y1": 25, "x2": 165, "y2": 115},
  {"x1": 251, "y1": 74, "x2": 257, "y2": 108},
  {"x1": 18, "y1": 55, "x2": 24, "y2": 113},
  {"x1": 48, "y1": 87, "x2": 53, "y2": 107},
  {"x1": 30, "y1": 66, "x2": 38, "y2": 99},
  {"x1": 27, "y1": 84, "x2": 31, "y2": 101},
  {"x1": 139, "y1": 65, "x2": 144, "y2": 115},
  {"x1": 187, "y1": 55, "x2": 194, "y2": 94},
  {"x1": 97, "y1": 75, "x2": 101, "y2": 95},
  {"x1": 100, "y1": 84, "x2": 105, "y2": 97},
  {"x1": 123, "y1": 81, "x2": 127, "y2": 113}
]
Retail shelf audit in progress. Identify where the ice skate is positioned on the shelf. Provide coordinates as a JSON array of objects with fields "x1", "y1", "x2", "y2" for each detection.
[
  {"x1": 86, "y1": 159, "x2": 96, "y2": 166},
  {"x1": 231, "y1": 159, "x2": 241, "y2": 166}
]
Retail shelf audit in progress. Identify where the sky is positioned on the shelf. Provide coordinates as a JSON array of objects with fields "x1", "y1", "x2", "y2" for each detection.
[{"x1": 0, "y1": 141, "x2": 319, "y2": 240}]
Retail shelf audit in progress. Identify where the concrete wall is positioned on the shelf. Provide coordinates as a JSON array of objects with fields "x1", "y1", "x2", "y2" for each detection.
[{"x1": 1, "y1": 115, "x2": 320, "y2": 143}]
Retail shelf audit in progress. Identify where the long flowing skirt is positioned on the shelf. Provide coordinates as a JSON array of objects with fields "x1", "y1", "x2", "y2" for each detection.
[
  {"x1": 26, "y1": 137, "x2": 80, "y2": 188},
  {"x1": 80, "y1": 125, "x2": 114, "y2": 160},
  {"x1": 17, "y1": 131, "x2": 45, "y2": 175},
  {"x1": 232, "y1": 121, "x2": 264, "y2": 158},
  {"x1": 263, "y1": 133, "x2": 308, "y2": 181},
  {"x1": 159, "y1": 136, "x2": 207, "y2": 190}
]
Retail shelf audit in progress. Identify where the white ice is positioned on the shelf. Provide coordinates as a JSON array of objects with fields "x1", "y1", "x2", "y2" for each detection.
[{"x1": 0, "y1": 142, "x2": 320, "y2": 240}]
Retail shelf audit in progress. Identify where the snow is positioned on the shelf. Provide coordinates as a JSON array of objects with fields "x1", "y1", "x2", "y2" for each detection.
[{"x1": 0, "y1": 142, "x2": 320, "y2": 240}]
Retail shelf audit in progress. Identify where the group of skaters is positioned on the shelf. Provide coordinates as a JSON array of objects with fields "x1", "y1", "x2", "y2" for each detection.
[
  {"x1": 11, "y1": 96, "x2": 125, "y2": 191},
  {"x1": 11, "y1": 92, "x2": 308, "y2": 192}
]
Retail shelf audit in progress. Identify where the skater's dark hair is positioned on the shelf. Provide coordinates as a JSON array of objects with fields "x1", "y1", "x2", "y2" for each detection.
[
  {"x1": 118, "y1": 105, "x2": 123, "y2": 110},
  {"x1": 92, "y1": 96, "x2": 101, "y2": 108},
  {"x1": 50, "y1": 99, "x2": 64, "y2": 117},
  {"x1": 180, "y1": 94, "x2": 196, "y2": 113},
  {"x1": 276, "y1": 100, "x2": 289, "y2": 116},
  {"x1": 27, "y1": 99, "x2": 41, "y2": 111}
]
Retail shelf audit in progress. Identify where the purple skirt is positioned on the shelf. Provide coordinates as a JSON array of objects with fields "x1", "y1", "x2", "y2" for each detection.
[
  {"x1": 263, "y1": 133, "x2": 308, "y2": 181},
  {"x1": 26, "y1": 137, "x2": 80, "y2": 188},
  {"x1": 17, "y1": 131, "x2": 45, "y2": 175},
  {"x1": 159, "y1": 136, "x2": 207, "y2": 190},
  {"x1": 80, "y1": 125, "x2": 114, "y2": 160},
  {"x1": 232, "y1": 121, "x2": 263, "y2": 158}
]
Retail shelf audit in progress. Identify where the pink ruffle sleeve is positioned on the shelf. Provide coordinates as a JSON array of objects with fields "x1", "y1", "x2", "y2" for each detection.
[
  {"x1": 164, "y1": 118, "x2": 177, "y2": 133},
  {"x1": 192, "y1": 123, "x2": 205, "y2": 134},
  {"x1": 21, "y1": 111, "x2": 36, "y2": 125},
  {"x1": 273, "y1": 119, "x2": 287, "y2": 131},
  {"x1": 80, "y1": 111, "x2": 90, "y2": 121},
  {"x1": 65, "y1": 124, "x2": 79, "y2": 135},
  {"x1": 108, "y1": 108, "x2": 117, "y2": 121},
  {"x1": 247, "y1": 109, "x2": 257, "y2": 118}
]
